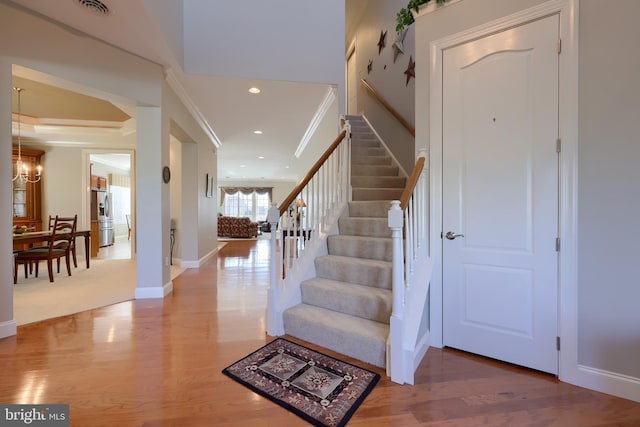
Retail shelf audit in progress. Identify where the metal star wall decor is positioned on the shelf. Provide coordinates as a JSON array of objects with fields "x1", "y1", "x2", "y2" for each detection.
[
  {"x1": 377, "y1": 30, "x2": 387, "y2": 55},
  {"x1": 393, "y1": 28, "x2": 408, "y2": 63},
  {"x1": 367, "y1": 59, "x2": 373, "y2": 74},
  {"x1": 404, "y1": 55, "x2": 415, "y2": 86}
]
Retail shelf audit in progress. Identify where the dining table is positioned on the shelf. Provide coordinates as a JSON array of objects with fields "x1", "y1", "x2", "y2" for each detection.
[{"x1": 12, "y1": 229, "x2": 92, "y2": 268}]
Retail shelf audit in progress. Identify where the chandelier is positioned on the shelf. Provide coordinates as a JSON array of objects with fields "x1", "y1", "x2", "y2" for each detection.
[{"x1": 12, "y1": 87, "x2": 42, "y2": 183}]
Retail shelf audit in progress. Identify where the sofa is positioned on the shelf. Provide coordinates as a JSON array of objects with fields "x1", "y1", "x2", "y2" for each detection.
[{"x1": 217, "y1": 216, "x2": 259, "y2": 238}]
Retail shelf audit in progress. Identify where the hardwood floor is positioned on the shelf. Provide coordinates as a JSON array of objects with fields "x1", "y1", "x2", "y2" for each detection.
[{"x1": 1, "y1": 239, "x2": 638, "y2": 426}]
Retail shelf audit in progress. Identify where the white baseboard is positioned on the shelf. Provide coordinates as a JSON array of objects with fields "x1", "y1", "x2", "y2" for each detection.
[
  {"x1": 134, "y1": 281, "x2": 173, "y2": 299},
  {"x1": 180, "y1": 247, "x2": 219, "y2": 269},
  {"x1": 569, "y1": 365, "x2": 640, "y2": 403},
  {"x1": 0, "y1": 320, "x2": 17, "y2": 339}
]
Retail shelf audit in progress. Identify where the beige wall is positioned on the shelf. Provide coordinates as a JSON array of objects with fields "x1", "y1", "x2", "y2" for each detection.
[{"x1": 350, "y1": 0, "x2": 417, "y2": 173}]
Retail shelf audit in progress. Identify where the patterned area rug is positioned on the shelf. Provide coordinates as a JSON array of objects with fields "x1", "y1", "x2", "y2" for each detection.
[{"x1": 222, "y1": 338, "x2": 380, "y2": 427}]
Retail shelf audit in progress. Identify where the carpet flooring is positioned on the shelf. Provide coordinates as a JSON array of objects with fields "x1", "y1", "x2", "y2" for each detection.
[
  {"x1": 13, "y1": 258, "x2": 184, "y2": 326},
  {"x1": 222, "y1": 338, "x2": 380, "y2": 427}
]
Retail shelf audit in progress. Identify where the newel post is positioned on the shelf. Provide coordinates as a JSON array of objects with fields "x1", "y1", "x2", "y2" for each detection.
[
  {"x1": 266, "y1": 203, "x2": 283, "y2": 335},
  {"x1": 388, "y1": 200, "x2": 405, "y2": 382}
]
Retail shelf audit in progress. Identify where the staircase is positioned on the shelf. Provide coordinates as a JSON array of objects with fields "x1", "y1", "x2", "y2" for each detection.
[{"x1": 283, "y1": 116, "x2": 405, "y2": 367}]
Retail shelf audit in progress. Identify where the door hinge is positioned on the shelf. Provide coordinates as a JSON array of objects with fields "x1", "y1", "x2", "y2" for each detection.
[
  {"x1": 556, "y1": 138, "x2": 561, "y2": 153},
  {"x1": 557, "y1": 38, "x2": 562, "y2": 54},
  {"x1": 555, "y1": 237, "x2": 561, "y2": 252},
  {"x1": 556, "y1": 336, "x2": 561, "y2": 351}
]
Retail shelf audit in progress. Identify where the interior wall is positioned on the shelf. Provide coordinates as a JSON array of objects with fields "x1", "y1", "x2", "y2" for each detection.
[
  {"x1": 196, "y1": 142, "x2": 217, "y2": 258},
  {"x1": 169, "y1": 136, "x2": 182, "y2": 263},
  {"x1": 577, "y1": 0, "x2": 640, "y2": 379},
  {"x1": 350, "y1": 0, "x2": 416, "y2": 174}
]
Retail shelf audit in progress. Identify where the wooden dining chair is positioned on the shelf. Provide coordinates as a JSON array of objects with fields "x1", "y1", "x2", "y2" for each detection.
[
  {"x1": 14, "y1": 215, "x2": 77, "y2": 284},
  {"x1": 49, "y1": 215, "x2": 78, "y2": 269}
]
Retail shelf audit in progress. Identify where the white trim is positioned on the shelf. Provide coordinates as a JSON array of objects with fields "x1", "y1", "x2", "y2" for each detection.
[
  {"x1": 295, "y1": 86, "x2": 337, "y2": 157},
  {"x1": 428, "y1": 0, "x2": 582, "y2": 391},
  {"x1": 575, "y1": 365, "x2": 640, "y2": 403},
  {"x1": 345, "y1": 39, "x2": 356, "y2": 117},
  {"x1": 134, "y1": 282, "x2": 173, "y2": 299},
  {"x1": 180, "y1": 246, "x2": 219, "y2": 268},
  {"x1": 0, "y1": 320, "x2": 17, "y2": 339},
  {"x1": 165, "y1": 68, "x2": 221, "y2": 148}
]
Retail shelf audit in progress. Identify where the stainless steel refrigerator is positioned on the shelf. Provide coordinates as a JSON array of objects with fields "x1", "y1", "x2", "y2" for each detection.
[{"x1": 91, "y1": 190, "x2": 114, "y2": 247}]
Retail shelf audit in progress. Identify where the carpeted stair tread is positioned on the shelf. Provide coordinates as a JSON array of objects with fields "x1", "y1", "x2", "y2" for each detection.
[
  {"x1": 352, "y1": 188, "x2": 404, "y2": 201},
  {"x1": 351, "y1": 139, "x2": 379, "y2": 148},
  {"x1": 352, "y1": 147, "x2": 386, "y2": 157},
  {"x1": 283, "y1": 304, "x2": 388, "y2": 368},
  {"x1": 351, "y1": 175, "x2": 406, "y2": 189},
  {"x1": 300, "y1": 277, "x2": 392, "y2": 323},
  {"x1": 348, "y1": 201, "x2": 393, "y2": 218},
  {"x1": 352, "y1": 155, "x2": 391, "y2": 166},
  {"x1": 327, "y1": 234, "x2": 393, "y2": 261},
  {"x1": 351, "y1": 164, "x2": 399, "y2": 177},
  {"x1": 315, "y1": 255, "x2": 392, "y2": 289},
  {"x1": 338, "y1": 217, "x2": 392, "y2": 238}
]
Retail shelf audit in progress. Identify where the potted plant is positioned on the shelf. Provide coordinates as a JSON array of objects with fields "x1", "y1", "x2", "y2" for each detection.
[{"x1": 396, "y1": 0, "x2": 449, "y2": 32}]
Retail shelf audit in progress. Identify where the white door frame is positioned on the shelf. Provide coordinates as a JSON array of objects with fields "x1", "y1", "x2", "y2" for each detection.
[
  {"x1": 345, "y1": 39, "x2": 357, "y2": 116},
  {"x1": 428, "y1": 0, "x2": 579, "y2": 384}
]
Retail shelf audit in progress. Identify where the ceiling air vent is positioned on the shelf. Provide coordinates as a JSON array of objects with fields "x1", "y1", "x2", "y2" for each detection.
[{"x1": 76, "y1": 0, "x2": 110, "y2": 16}]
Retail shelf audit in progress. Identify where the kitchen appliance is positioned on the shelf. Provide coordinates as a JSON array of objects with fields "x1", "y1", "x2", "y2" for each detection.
[{"x1": 91, "y1": 190, "x2": 114, "y2": 247}]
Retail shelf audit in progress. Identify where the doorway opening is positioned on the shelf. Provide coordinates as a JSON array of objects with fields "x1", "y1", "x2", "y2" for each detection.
[{"x1": 89, "y1": 152, "x2": 134, "y2": 260}]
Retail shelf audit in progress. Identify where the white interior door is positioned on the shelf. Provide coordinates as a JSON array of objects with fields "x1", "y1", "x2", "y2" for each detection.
[{"x1": 442, "y1": 15, "x2": 559, "y2": 374}]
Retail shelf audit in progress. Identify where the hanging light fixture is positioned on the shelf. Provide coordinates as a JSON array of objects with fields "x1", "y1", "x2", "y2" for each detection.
[{"x1": 12, "y1": 87, "x2": 42, "y2": 183}]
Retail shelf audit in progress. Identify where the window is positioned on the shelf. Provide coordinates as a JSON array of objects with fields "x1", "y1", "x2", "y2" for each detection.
[{"x1": 220, "y1": 187, "x2": 272, "y2": 222}]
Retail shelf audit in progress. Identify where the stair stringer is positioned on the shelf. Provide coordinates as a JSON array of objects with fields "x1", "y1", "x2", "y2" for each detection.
[
  {"x1": 389, "y1": 254, "x2": 433, "y2": 385},
  {"x1": 361, "y1": 114, "x2": 409, "y2": 178},
  {"x1": 268, "y1": 201, "x2": 349, "y2": 336}
]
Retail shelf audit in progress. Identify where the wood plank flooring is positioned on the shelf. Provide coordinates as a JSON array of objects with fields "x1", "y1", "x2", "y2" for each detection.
[{"x1": 1, "y1": 239, "x2": 639, "y2": 426}]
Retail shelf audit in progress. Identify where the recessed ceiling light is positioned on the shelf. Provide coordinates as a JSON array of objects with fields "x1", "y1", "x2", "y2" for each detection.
[
  {"x1": 258, "y1": 156, "x2": 264, "y2": 159},
  {"x1": 248, "y1": 87, "x2": 261, "y2": 94},
  {"x1": 253, "y1": 130, "x2": 263, "y2": 135},
  {"x1": 240, "y1": 165, "x2": 246, "y2": 168},
  {"x1": 285, "y1": 166, "x2": 290, "y2": 169}
]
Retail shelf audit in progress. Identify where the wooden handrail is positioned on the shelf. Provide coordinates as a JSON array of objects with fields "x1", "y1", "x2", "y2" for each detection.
[
  {"x1": 399, "y1": 156, "x2": 425, "y2": 210},
  {"x1": 361, "y1": 79, "x2": 415, "y2": 137},
  {"x1": 278, "y1": 130, "x2": 348, "y2": 216}
]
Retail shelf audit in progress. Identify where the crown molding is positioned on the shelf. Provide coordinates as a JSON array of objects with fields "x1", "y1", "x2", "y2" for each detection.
[
  {"x1": 165, "y1": 68, "x2": 222, "y2": 148},
  {"x1": 295, "y1": 86, "x2": 337, "y2": 158}
]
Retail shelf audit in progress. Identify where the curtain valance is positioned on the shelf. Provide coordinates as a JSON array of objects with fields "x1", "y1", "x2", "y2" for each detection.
[{"x1": 219, "y1": 187, "x2": 272, "y2": 205}]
